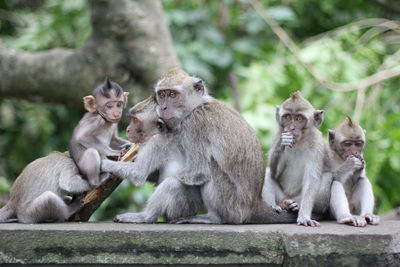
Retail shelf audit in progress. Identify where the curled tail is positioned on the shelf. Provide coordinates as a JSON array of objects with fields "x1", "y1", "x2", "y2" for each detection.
[
  {"x1": 0, "y1": 204, "x2": 16, "y2": 223},
  {"x1": 249, "y1": 200, "x2": 297, "y2": 224}
]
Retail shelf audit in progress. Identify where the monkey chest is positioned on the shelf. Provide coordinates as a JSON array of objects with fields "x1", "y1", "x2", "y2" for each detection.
[{"x1": 277, "y1": 150, "x2": 309, "y2": 196}]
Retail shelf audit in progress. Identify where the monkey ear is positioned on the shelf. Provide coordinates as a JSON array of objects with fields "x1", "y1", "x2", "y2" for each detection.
[
  {"x1": 83, "y1": 96, "x2": 97, "y2": 112},
  {"x1": 313, "y1": 110, "x2": 324, "y2": 127},
  {"x1": 275, "y1": 106, "x2": 281, "y2": 123},
  {"x1": 123, "y1": 92, "x2": 130, "y2": 107},
  {"x1": 193, "y1": 80, "x2": 205, "y2": 94},
  {"x1": 328, "y1": 129, "x2": 335, "y2": 145}
]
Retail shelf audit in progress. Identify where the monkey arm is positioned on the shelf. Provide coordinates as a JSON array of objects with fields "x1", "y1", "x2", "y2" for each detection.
[
  {"x1": 110, "y1": 128, "x2": 130, "y2": 150},
  {"x1": 268, "y1": 136, "x2": 285, "y2": 178},
  {"x1": 101, "y1": 135, "x2": 168, "y2": 185}
]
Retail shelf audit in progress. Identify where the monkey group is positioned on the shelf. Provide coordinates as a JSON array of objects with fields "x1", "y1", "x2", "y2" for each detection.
[{"x1": 0, "y1": 68, "x2": 379, "y2": 227}]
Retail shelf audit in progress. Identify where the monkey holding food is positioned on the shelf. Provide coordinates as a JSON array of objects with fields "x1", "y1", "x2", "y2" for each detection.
[
  {"x1": 263, "y1": 91, "x2": 331, "y2": 227},
  {"x1": 327, "y1": 117, "x2": 379, "y2": 227},
  {"x1": 68, "y1": 78, "x2": 130, "y2": 188},
  {"x1": 102, "y1": 68, "x2": 297, "y2": 224}
]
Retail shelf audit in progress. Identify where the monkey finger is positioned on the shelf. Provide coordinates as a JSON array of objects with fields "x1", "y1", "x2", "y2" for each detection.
[
  {"x1": 353, "y1": 216, "x2": 367, "y2": 227},
  {"x1": 283, "y1": 199, "x2": 299, "y2": 212},
  {"x1": 297, "y1": 217, "x2": 320, "y2": 227},
  {"x1": 364, "y1": 214, "x2": 380, "y2": 225}
]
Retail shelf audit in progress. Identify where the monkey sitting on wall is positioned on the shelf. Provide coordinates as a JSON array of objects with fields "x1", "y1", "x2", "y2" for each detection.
[
  {"x1": 101, "y1": 68, "x2": 297, "y2": 224},
  {"x1": 263, "y1": 91, "x2": 331, "y2": 227},
  {"x1": 327, "y1": 117, "x2": 379, "y2": 227},
  {"x1": 0, "y1": 152, "x2": 90, "y2": 223},
  {"x1": 69, "y1": 78, "x2": 130, "y2": 188}
]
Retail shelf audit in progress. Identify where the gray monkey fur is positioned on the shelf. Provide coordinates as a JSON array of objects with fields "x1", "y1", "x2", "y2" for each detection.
[{"x1": 0, "y1": 152, "x2": 90, "y2": 223}]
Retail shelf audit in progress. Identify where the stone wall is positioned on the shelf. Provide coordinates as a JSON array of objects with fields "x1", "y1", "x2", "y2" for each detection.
[{"x1": 0, "y1": 221, "x2": 399, "y2": 266}]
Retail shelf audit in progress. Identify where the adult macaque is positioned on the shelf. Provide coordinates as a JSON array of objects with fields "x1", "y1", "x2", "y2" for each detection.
[
  {"x1": 327, "y1": 117, "x2": 379, "y2": 227},
  {"x1": 263, "y1": 91, "x2": 329, "y2": 227},
  {"x1": 102, "y1": 68, "x2": 297, "y2": 224},
  {"x1": 0, "y1": 152, "x2": 90, "y2": 223},
  {"x1": 69, "y1": 78, "x2": 130, "y2": 187}
]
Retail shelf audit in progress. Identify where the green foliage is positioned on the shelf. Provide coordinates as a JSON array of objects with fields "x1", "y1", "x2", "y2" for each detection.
[{"x1": 1, "y1": 0, "x2": 90, "y2": 51}]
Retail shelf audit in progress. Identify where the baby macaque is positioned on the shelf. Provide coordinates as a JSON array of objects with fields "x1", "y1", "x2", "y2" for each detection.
[
  {"x1": 327, "y1": 117, "x2": 379, "y2": 227},
  {"x1": 69, "y1": 78, "x2": 130, "y2": 187},
  {"x1": 0, "y1": 152, "x2": 90, "y2": 223},
  {"x1": 263, "y1": 91, "x2": 328, "y2": 226}
]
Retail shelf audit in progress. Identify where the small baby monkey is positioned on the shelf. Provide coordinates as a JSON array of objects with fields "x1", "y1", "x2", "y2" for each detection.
[
  {"x1": 327, "y1": 117, "x2": 379, "y2": 227},
  {"x1": 69, "y1": 78, "x2": 130, "y2": 187}
]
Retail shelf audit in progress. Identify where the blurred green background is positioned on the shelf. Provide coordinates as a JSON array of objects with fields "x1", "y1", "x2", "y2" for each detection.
[{"x1": 0, "y1": 0, "x2": 399, "y2": 220}]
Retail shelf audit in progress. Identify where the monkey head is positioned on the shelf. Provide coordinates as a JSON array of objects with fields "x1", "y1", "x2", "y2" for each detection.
[
  {"x1": 83, "y1": 78, "x2": 129, "y2": 123},
  {"x1": 328, "y1": 117, "x2": 366, "y2": 160},
  {"x1": 127, "y1": 95, "x2": 166, "y2": 143},
  {"x1": 154, "y1": 67, "x2": 209, "y2": 129},
  {"x1": 276, "y1": 91, "x2": 324, "y2": 142}
]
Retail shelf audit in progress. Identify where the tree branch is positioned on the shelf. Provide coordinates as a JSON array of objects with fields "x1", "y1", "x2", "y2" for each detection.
[
  {"x1": 0, "y1": 0, "x2": 179, "y2": 106},
  {"x1": 251, "y1": 0, "x2": 400, "y2": 92}
]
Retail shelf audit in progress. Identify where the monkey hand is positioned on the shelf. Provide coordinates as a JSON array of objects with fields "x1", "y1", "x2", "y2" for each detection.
[
  {"x1": 346, "y1": 156, "x2": 364, "y2": 172},
  {"x1": 280, "y1": 199, "x2": 299, "y2": 212},
  {"x1": 281, "y1": 133, "x2": 295, "y2": 147},
  {"x1": 297, "y1": 215, "x2": 320, "y2": 227},
  {"x1": 338, "y1": 215, "x2": 367, "y2": 227},
  {"x1": 120, "y1": 143, "x2": 132, "y2": 150},
  {"x1": 363, "y1": 214, "x2": 380, "y2": 225}
]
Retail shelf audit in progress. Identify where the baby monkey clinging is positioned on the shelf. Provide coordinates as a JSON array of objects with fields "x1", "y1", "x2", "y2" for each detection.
[{"x1": 68, "y1": 78, "x2": 130, "y2": 187}]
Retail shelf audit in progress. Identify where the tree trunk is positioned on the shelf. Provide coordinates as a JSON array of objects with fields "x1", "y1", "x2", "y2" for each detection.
[{"x1": 0, "y1": 0, "x2": 180, "y2": 106}]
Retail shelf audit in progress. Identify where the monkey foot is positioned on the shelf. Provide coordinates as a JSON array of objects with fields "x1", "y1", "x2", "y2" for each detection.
[
  {"x1": 271, "y1": 205, "x2": 283, "y2": 213},
  {"x1": 280, "y1": 199, "x2": 299, "y2": 212},
  {"x1": 363, "y1": 214, "x2": 380, "y2": 225},
  {"x1": 297, "y1": 216, "x2": 320, "y2": 227},
  {"x1": 338, "y1": 215, "x2": 367, "y2": 227},
  {"x1": 114, "y1": 212, "x2": 153, "y2": 223}
]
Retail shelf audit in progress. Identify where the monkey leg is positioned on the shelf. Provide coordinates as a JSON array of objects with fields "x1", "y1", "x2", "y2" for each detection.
[
  {"x1": 18, "y1": 191, "x2": 71, "y2": 223},
  {"x1": 350, "y1": 178, "x2": 379, "y2": 225},
  {"x1": 59, "y1": 173, "x2": 91, "y2": 194},
  {"x1": 0, "y1": 204, "x2": 16, "y2": 223},
  {"x1": 262, "y1": 168, "x2": 286, "y2": 213},
  {"x1": 171, "y1": 180, "x2": 247, "y2": 225},
  {"x1": 78, "y1": 148, "x2": 101, "y2": 187},
  {"x1": 114, "y1": 177, "x2": 202, "y2": 223},
  {"x1": 330, "y1": 181, "x2": 367, "y2": 227}
]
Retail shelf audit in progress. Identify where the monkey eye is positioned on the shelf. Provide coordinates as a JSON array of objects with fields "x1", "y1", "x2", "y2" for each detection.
[
  {"x1": 169, "y1": 91, "x2": 177, "y2": 98},
  {"x1": 284, "y1": 114, "x2": 292, "y2": 121},
  {"x1": 295, "y1": 115, "x2": 304, "y2": 122},
  {"x1": 343, "y1": 142, "x2": 352, "y2": 147},
  {"x1": 355, "y1": 142, "x2": 363, "y2": 147},
  {"x1": 132, "y1": 117, "x2": 138, "y2": 123},
  {"x1": 158, "y1": 91, "x2": 165, "y2": 99},
  {"x1": 116, "y1": 102, "x2": 123, "y2": 108},
  {"x1": 106, "y1": 102, "x2": 113, "y2": 109}
]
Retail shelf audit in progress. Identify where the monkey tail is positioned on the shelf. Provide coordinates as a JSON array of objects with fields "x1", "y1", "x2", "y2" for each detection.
[
  {"x1": 249, "y1": 200, "x2": 298, "y2": 224},
  {"x1": 0, "y1": 203, "x2": 16, "y2": 223}
]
